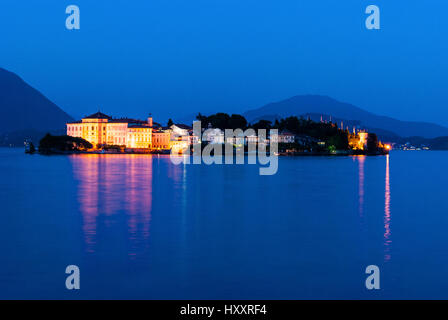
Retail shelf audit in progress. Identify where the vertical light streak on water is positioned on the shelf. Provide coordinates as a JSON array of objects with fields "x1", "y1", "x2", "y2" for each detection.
[
  {"x1": 358, "y1": 156, "x2": 366, "y2": 218},
  {"x1": 384, "y1": 154, "x2": 391, "y2": 262}
]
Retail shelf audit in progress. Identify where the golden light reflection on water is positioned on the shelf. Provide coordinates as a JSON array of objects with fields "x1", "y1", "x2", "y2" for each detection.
[
  {"x1": 69, "y1": 154, "x2": 153, "y2": 256},
  {"x1": 356, "y1": 155, "x2": 392, "y2": 262},
  {"x1": 384, "y1": 154, "x2": 391, "y2": 262},
  {"x1": 357, "y1": 155, "x2": 366, "y2": 218}
]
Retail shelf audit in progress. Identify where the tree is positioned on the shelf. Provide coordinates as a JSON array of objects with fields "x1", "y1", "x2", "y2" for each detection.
[
  {"x1": 327, "y1": 132, "x2": 348, "y2": 150},
  {"x1": 273, "y1": 119, "x2": 280, "y2": 129},
  {"x1": 167, "y1": 118, "x2": 174, "y2": 127},
  {"x1": 367, "y1": 133, "x2": 378, "y2": 152},
  {"x1": 251, "y1": 120, "x2": 272, "y2": 131},
  {"x1": 228, "y1": 114, "x2": 247, "y2": 129},
  {"x1": 196, "y1": 113, "x2": 207, "y2": 123},
  {"x1": 39, "y1": 134, "x2": 93, "y2": 153},
  {"x1": 208, "y1": 113, "x2": 231, "y2": 129},
  {"x1": 327, "y1": 145, "x2": 336, "y2": 153},
  {"x1": 280, "y1": 116, "x2": 301, "y2": 133}
]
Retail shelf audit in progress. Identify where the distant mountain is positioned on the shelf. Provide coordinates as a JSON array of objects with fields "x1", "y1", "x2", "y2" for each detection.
[
  {"x1": 0, "y1": 68, "x2": 73, "y2": 145},
  {"x1": 243, "y1": 95, "x2": 448, "y2": 139}
]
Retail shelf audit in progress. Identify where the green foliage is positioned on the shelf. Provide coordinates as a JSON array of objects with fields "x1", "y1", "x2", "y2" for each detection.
[
  {"x1": 327, "y1": 134, "x2": 348, "y2": 150},
  {"x1": 328, "y1": 145, "x2": 336, "y2": 153},
  {"x1": 167, "y1": 118, "x2": 174, "y2": 127}
]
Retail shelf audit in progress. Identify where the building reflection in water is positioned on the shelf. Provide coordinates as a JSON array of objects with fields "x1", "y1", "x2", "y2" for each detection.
[
  {"x1": 70, "y1": 154, "x2": 153, "y2": 257},
  {"x1": 357, "y1": 156, "x2": 366, "y2": 218},
  {"x1": 384, "y1": 154, "x2": 391, "y2": 262}
]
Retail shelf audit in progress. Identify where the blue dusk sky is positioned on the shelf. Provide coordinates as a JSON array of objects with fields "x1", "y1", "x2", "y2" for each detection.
[{"x1": 0, "y1": 0, "x2": 447, "y2": 125}]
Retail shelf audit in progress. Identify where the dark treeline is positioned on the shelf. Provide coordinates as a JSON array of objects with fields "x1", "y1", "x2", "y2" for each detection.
[
  {"x1": 196, "y1": 113, "x2": 248, "y2": 130},
  {"x1": 197, "y1": 113, "x2": 349, "y2": 150},
  {"x1": 274, "y1": 116, "x2": 349, "y2": 150},
  {"x1": 38, "y1": 133, "x2": 93, "y2": 153}
]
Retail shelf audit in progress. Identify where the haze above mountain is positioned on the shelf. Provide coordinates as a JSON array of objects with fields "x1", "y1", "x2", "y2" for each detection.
[
  {"x1": 243, "y1": 95, "x2": 448, "y2": 139},
  {"x1": 0, "y1": 68, "x2": 73, "y2": 135}
]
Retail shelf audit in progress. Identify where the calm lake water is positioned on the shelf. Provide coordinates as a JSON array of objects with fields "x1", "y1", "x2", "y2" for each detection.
[{"x1": 0, "y1": 147, "x2": 447, "y2": 299}]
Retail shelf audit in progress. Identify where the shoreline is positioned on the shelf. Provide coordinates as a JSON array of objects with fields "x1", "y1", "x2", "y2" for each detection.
[{"x1": 34, "y1": 149, "x2": 389, "y2": 156}]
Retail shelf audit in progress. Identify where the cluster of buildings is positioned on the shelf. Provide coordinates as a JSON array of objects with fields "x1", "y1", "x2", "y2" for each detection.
[
  {"x1": 394, "y1": 142, "x2": 429, "y2": 151},
  {"x1": 66, "y1": 112, "x2": 192, "y2": 153},
  {"x1": 200, "y1": 126, "x2": 297, "y2": 145},
  {"x1": 66, "y1": 111, "x2": 303, "y2": 153},
  {"x1": 66, "y1": 111, "x2": 390, "y2": 153}
]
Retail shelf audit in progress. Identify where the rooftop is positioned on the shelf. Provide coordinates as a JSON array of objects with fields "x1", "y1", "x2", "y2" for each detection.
[
  {"x1": 174, "y1": 124, "x2": 192, "y2": 130},
  {"x1": 84, "y1": 111, "x2": 112, "y2": 120},
  {"x1": 109, "y1": 118, "x2": 147, "y2": 124}
]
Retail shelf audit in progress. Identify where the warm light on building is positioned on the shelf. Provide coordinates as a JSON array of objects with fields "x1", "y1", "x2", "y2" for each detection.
[
  {"x1": 358, "y1": 132, "x2": 368, "y2": 149},
  {"x1": 348, "y1": 129, "x2": 368, "y2": 150},
  {"x1": 67, "y1": 112, "x2": 165, "y2": 150},
  {"x1": 152, "y1": 130, "x2": 171, "y2": 150}
]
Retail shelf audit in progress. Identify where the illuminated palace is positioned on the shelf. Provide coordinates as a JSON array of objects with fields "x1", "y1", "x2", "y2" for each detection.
[{"x1": 66, "y1": 112, "x2": 173, "y2": 150}]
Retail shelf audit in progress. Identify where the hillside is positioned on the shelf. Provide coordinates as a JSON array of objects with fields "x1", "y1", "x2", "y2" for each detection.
[
  {"x1": 243, "y1": 95, "x2": 448, "y2": 139},
  {"x1": 0, "y1": 68, "x2": 73, "y2": 145}
]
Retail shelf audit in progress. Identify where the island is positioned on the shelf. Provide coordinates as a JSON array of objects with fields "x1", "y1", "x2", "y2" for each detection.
[{"x1": 34, "y1": 111, "x2": 390, "y2": 156}]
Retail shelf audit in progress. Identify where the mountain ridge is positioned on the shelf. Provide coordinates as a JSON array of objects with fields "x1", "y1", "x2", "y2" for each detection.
[
  {"x1": 243, "y1": 95, "x2": 448, "y2": 139},
  {"x1": 0, "y1": 67, "x2": 73, "y2": 135}
]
